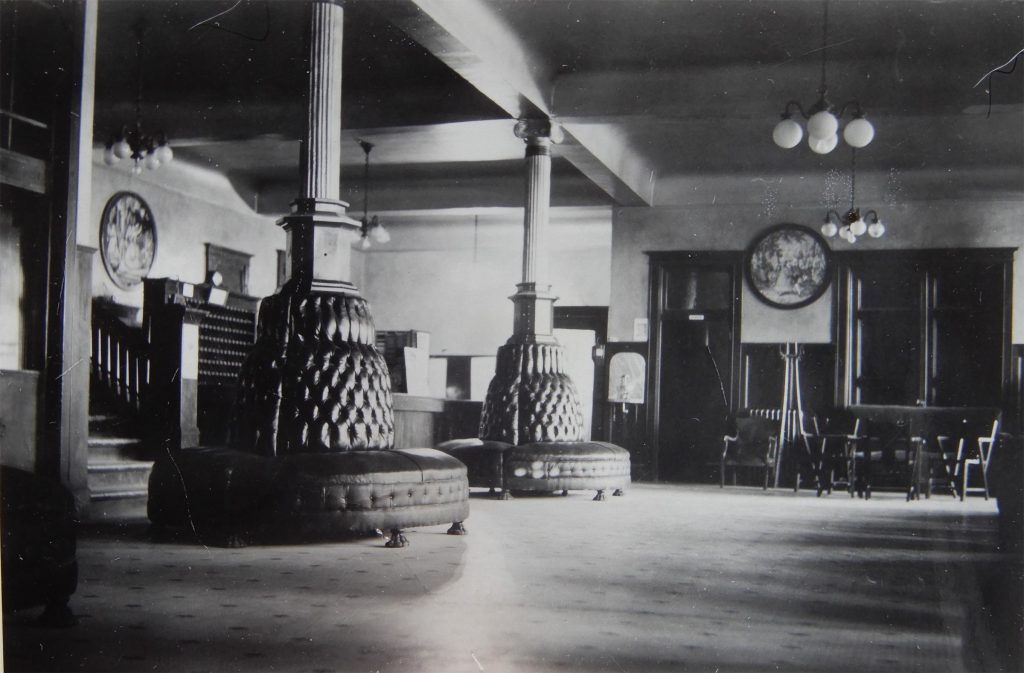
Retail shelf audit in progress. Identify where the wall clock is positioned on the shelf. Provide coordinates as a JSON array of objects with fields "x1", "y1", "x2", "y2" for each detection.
[
  {"x1": 99, "y1": 191, "x2": 157, "y2": 290},
  {"x1": 745, "y1": 223, "x2": 831, "y2": 309}
]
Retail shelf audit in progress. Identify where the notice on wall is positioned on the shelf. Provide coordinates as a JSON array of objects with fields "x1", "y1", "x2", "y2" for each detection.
[{"x1": 633, "y1": 318, "x2": 649, "y2": 342}]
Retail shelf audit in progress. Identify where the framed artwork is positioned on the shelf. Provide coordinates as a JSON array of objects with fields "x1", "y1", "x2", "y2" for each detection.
[
  {"x1": 99, "y1": 191, "x2": 157, "y2": 290},
  {"x1": 745, "y1": 223, "x2": 831, "y2": 309}
]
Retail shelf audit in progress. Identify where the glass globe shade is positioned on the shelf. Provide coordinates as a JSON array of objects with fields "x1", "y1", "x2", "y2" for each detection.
[
  {"x1": 154, "y1": 144, "x2": 174, "y2": 164},
  {"x1": 113, "y1": 139, "x2": 132, "y2": 159},
  {"x1": 868, "y1": 220, "x2": 886, "y2": 238},
  {"x1": 809, "y1": 133, "x2": 838, "y2": 154},
  {"x1": 370, "y1": 224, "x2": 390, "y2": 244},
  {"x1": 772, "y1": 118, "x2": 803, "y2": 149},
  {"x1": 144, "y1": 153, "x2": 161, "y2": 170},
  {"x1": 843, "y1": 117, "x2": 875, "y2": 148},
  {"x1": 359, "y1": 235, "x2": 371, "y2": 250},
  {"x1": 131, "y1": 161, "x2": 143, "y2": 176},
  {"x1": 838, "y1": 226, "x2": 852, "y2": 242},
  {"x1": 103, "y1": 147, "x2": 118, "y2": 165},
  {"x1": 821, "y1": 221, "x2": 838, "y2": 237},
  {"x1": 850, "y1": 218, "x2": 868, "y2": 237},
  {"x1": 807, "y1": 110, "x2": 839, "y2": 139}
]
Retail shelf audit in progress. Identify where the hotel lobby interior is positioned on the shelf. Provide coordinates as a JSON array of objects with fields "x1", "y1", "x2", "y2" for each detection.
[{"x1": 1, "y1": 0, "x2": 1023, "y2": 671}]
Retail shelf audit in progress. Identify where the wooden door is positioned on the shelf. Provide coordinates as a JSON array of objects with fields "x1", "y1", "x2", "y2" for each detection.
[{"x1": 649, "y1": 253, "x2": 741, "y2": 482}]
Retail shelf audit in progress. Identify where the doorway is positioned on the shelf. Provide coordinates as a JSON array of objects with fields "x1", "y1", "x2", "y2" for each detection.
[
  {"x1": 648, "y1": 252, "x2": 741, "y2": 482},
  {"x1": 554, "y1": 306, "x2": 608, "y2": 441}
]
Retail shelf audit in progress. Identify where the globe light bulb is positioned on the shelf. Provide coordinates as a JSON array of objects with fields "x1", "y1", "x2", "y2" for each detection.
[
  {"x1": 113, "y1": 138, "x2": 132, "y2": 159},
  {"x1": 843, "y1": 117, "x2": 875, "y2": 148},
  {"x1": 359, "y1": 235, "x2": 371, "y2": 250},
  {"x1": 838, "y1": 226, "x2": 852, "y2": 242},
  {"x1": 821, "y1": 221, "x2": 838, "y2": 237},
  {"x1": 370, "y1": 223, "x2": 390, "y2": 244},
  {"x1": 868, "y1": 220, "x2": 886, "y2": 238},
  {"x1": 772, "y1": 118, "x2": 803, "y2": 149},
  {"x1": 807, "y1": 110, "x2": 839, "y2": 139},
  {"x1": 103, "y1": 147, "x2": 119, "y2": 165},
  {"x1": 809, "y1": 133, "x2": 838, "y2": 154},
  {"x1": 850, "y1": 218, "x2": 868, "y2": 237},
  {"x1": 144, "y1": 152, "x2": 161, "y2": 170},
  {"x1": 154, "y1": 143, "x2": 174, "y2": 164}
]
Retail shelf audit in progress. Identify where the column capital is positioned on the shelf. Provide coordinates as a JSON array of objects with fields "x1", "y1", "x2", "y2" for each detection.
[{"x1": 514, "y1": 118, "x2": 564, "y2": 147}]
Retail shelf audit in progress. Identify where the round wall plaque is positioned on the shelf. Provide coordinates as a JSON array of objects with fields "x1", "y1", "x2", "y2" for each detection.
[
  {"x1": 99, "y1": 191, "x2": 157, "y2": 290},
  {"x1": 745, "y1": 223, "x2": 832, "y2": 309}
]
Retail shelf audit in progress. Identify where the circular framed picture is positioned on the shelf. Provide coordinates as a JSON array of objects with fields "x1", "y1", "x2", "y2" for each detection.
[
  {"x1": 99, "y1": 191, "x2": 157, "y2": 290},
  {"x1": 745, "y1": 223, "x2": 831, "y2": 309}
]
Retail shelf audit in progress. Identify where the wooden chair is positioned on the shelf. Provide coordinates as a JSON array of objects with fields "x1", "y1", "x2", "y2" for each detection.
[
  {"x1": 955, "y1": 417, "x2": 1000, "y2": 501},
  {"x1": 801, "y1": 408, "x2": 861, "y2": 497},
  {"x1": 721, "y1": 415, "x2": 779, "y2": 490}
]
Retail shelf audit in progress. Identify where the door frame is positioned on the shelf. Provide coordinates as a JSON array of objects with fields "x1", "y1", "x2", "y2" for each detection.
[
  {"x1": 553, "y1": 306, "x2": 609, "y2": 441},
  {"x1": 647, "y1": 251, "x2": 743, "y2": 481}
]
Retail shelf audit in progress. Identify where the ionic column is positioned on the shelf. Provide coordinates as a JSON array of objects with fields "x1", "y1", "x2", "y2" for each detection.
[
  {"x1": 510, "y1": 119, "x2": 564, "y2": 343},
  {"x1": 478, "y1": 119, "x2": 584, "y2": 445},
  {"x1": 280, "y1": 0, "x2": 361, "y2": 294}
]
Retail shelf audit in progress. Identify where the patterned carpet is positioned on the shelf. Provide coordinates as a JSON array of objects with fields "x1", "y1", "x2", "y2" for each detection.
[{"x1": 3, "y1": 484, "x2": 1017, "y2": 672}]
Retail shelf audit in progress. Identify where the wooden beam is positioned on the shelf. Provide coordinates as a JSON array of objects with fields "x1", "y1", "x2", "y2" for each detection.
[{"x1": 372, "y1": 0, "x2": 655, "y2": 206}]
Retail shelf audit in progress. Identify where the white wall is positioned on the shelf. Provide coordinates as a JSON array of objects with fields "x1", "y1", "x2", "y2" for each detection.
[
  {"x1": 89, "y1": 153, "x2": 285, "y2": 310},
  {"x1": 361, "y1": 207, "x2": 612, "y2": 356},
  {"x1": 610, "y1": 168, "x2": 1024, "y2": 344}
]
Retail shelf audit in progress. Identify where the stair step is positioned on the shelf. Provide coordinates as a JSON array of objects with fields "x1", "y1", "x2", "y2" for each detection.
[
  {"x1": 87, "y1": 492, "x2": 149, "y2": 521},
  {"x1": 87, "y1": 461, "x2": 153, "y2": 493},
  {"x1": 88, "y1": 414, "x2": 140, "y2": 436},
  {"x1": 88, "y1": 436, "x2": 145, "y2": 461}
]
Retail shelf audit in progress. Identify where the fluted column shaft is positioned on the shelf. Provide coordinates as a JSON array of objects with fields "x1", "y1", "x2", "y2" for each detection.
[
  {"x1": 510, "y1": 119, "x2": 563, "y2": 342},
  {"x1": 280, "y1": 0, "x2": 360, "y2": 295},
  {"x1": 302, "y1": 0, "x2": 343, "y2": 202},
  {"x1": 521, "y1": 137, "x2": 551, "y2": 287}
]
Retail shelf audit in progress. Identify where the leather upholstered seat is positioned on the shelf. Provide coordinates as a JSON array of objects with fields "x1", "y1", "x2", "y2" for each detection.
[
  {"x1": 149, "y1": 447, "x2": 469, "y2": 545},
  {"x1": 504, "y1": 442, "x2": 630, "y2": 493},
  {"x1": 148, "y1": 289, "x2": 470, "y2": 547}
]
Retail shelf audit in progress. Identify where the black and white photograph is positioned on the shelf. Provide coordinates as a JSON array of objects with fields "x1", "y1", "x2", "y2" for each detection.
[{"x1": 1, "y1": 0, "x2": 1022, "y2": 671}]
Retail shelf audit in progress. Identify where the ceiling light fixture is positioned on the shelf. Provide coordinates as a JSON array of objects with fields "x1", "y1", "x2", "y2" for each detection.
[
  {"x1": 103, "y1": 18, "x2": 173, "y2": 173},
  {"x1": 772, "y1": 1, "x2": 874, "y2": 154},
  {"x1": 357, "y1": 139, "x2": 389, "y2": 250},
  {"x1": 822, "y1": 148, "x2": 884, "y2": 243}
]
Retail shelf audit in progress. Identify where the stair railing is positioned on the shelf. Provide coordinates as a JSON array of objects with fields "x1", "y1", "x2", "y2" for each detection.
[{"x1": 91, "y1": 302, "x2": 150, "y2": 416}]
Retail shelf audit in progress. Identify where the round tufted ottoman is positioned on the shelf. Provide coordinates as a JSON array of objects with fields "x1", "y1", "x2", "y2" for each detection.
[
  {"x1": 505, "y1": 442, "x2": 630, "y2": 499},
  {"x1": 148, "y1": 447, "x2": 469, "y2": 547},
  {"x1": 435, "y1": 439, "x2": 630, "y2": 500}
]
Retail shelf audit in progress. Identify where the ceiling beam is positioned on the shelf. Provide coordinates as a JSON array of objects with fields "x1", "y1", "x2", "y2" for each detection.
[{"x1": 372, "y1": 0, "x2": 655, "y2": 206}]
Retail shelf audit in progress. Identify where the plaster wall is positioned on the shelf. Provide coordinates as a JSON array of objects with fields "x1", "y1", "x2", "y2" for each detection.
[
  {"x1": 362, "y1": 207, "x2": 612, "y2": 356},
  {"x1": 610, "y1": 169, "x2": 1024, "y2": 344},
  {"x1": 89, "y1": 154, "x2": 285, "y2": 311}
]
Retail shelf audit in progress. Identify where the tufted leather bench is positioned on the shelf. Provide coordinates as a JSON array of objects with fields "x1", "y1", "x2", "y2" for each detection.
[
  {"x1": 148, "y1": 288, "x2": 470, "y2": 547},
  {"x1": 437, "y1": 438, "x2": 630, "y2": 499},
  {"x1": 148, "y1": 447, "x2": 469, "y2": 546}
]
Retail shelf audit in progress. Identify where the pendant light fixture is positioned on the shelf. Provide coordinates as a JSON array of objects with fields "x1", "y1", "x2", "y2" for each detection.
[
  {"x1": 772, "y1": 1, "x2": 875, "y2": 154},
  {"x1": 103, "y1": 18, "x2": 173, "y2": 173},
  {"x1": 822, "y1": 148, "x2": 885, "y2": 243},
  {"x1": 356, "y1": 139, "x2": 390, "y2": 250}
]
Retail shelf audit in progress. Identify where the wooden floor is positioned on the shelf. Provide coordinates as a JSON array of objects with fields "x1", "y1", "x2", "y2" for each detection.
[{"x1": 4, "y1": 484, "x2": 1020, "y2": 672}]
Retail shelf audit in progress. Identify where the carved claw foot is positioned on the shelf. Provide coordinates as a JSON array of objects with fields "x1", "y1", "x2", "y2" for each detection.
[
  {"x1": 498, "y1": 490, "x2": 512, "y2": 500},
  {"x1": 37, "y1": 600, "x2": 77, "y2": 628},
  {"x1": 562, "y1": 489, "x2": 569, "y2": 497},
  {"x1": 384, "y1": 529, "x2": 409, "y2": 548},
  {"x1": 593, "y1": 490, "x2": 606, "y2": 501},
  {"x1": 447, "y1": 521, "x2": 467, "y2": 536},
  {"x1": 612, "y1": 489, "x2": 624, "y2": 497},
  {"x1": 489, "y1": 487, "x2": 496, "y2": 496}
]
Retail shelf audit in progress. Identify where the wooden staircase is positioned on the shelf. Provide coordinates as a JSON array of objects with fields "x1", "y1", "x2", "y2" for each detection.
[{"x1": 86, "y1": 413, "x2": 152, "y2": 521}]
